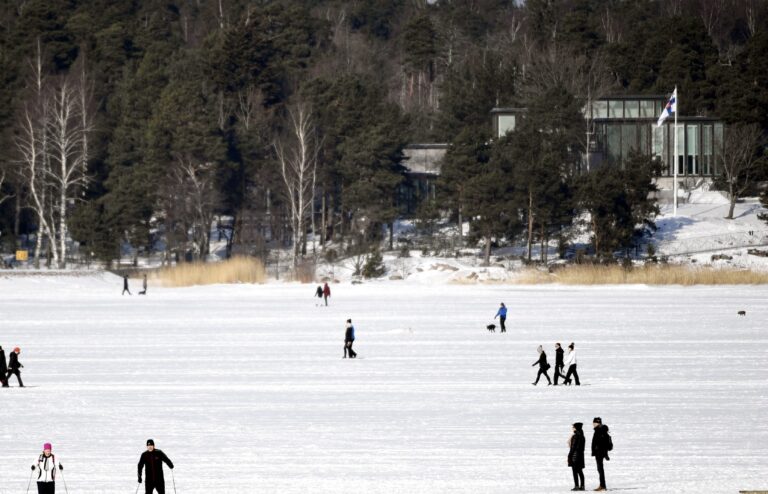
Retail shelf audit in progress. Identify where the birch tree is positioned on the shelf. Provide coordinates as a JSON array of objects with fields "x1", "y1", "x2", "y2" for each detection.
[
  {"x1": 717, "y1": 123, "x2": 766, "y2": 219},
  {"x1": 274, "y1": 105, "x2": 318, "y2": 269}
]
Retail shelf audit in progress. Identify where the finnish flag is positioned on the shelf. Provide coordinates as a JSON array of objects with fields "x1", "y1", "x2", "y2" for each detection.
[{"x1": 657, "y1": 88, "x2": 677, "y2": 127}]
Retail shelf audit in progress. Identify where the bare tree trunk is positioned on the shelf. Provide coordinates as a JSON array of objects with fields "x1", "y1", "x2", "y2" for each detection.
[
  {"x1": 526, "y1": 190, "x2": 534, "y2": 262},
  {"x1": 484, "y1": 233, "x2": 491, "y2": 265}
]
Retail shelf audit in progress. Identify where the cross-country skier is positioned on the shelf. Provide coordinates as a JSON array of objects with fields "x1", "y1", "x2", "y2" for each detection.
[
  {"x1": 532, "y1": 345, "x2": 551, "y2": 385},
  {"x1": 591, "y1": 417, "x2": 611, "y2": 491},
  {"x1": 5, "y1": 347, "x2": 23, "y2": 387},
  {"x1": 494, "y1": 303, "x2": 507, "y2": 332},
  {"x1": 139, "y1": 274, "x2": 148, "y2": 295},
  {"x1": 31, "y1": 443, "x2": 62, "y2": 494},
  {"x1": 344, "y1": 319, "x2": 356, "y2": 358},
  {"x1": 553, "y1": 343, "x2": 567, "y2": 385},
  {"x1": 563, "y1": 342, "x2": 580, "y2": 386},
  {"x1": 323, "y1": 283, "x2": 331, "y2": 306},
  {"x1": 138, "y1": 439, "x2": 174, "y2": 494},
  {"x1": 122, "y1": 275, "x2": 131, "y2": 295},
  {"x1": 568, "y1": 423, "x2": 586, "y2": 491},
  {"x1": 0, "y1": 345, "x2": 7, "y2": 387}
]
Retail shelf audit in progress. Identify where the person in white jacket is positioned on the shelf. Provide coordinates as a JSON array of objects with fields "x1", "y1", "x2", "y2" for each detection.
[
  {"x1": 32, "y1": 443, "x2": 62, "y2": 494},
  {"x1": 563, "y1": 342, "x2": 580, "y2": 386}
]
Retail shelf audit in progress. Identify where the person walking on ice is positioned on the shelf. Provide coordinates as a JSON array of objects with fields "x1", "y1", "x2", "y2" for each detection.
[
  {"x1": 5, "y1": 347, "x2": 23, "y2": 387},
  {"x1": 315, "y1": 285, "x2": 323, "y2": 304},
  {"x1": 532, "y1": 345, "x2": 551, "y2": 385},
  {"x1": 563, "y1": 342, "x2": 580, "y2": 386},
  {"x1": 31, "y1": 443, "x2": 62, "y2": 494},
  {"x1": 591, "y1": 417, "x2": 612, "y2": 491},
  {"x1": 122, "y1": 274, "x2": 131, "y2": 295},
  {"x1": 344, "y1": 319, "x2": 357, "y2": 358},
  {"x1": 139, "y1": 274, "x2": 148, "y2": 295},
  {"x1": 554, "y1": 342, "x2": 567, "y2": 385},
  {"x1": 138, "y1": 439, "x2": 174, "y2": 494},
  {"x1": 568, "y1": 422, "x2": 586, "y2": 491},
  {"x1": 494, "y1": 303, "x2": 507, "y2": 332},
  {"x1": 323, "y1": 282, "x2": 331, "y2": 306},
  {"x1": 0, "y1": 345, "x2": 7, "y2": 387}
]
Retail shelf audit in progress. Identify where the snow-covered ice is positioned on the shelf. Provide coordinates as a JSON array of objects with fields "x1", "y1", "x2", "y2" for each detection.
[{"x1": 1, "y1": 274, "x2": 767, "y2": 493}]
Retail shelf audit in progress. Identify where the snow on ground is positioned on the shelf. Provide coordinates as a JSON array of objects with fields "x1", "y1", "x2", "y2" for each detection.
[{"x1": 1, "y1": 274, "x2": 767, "y2": 493}]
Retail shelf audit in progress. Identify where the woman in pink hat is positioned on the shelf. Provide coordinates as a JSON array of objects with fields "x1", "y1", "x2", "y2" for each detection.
[{"x1": 31, "y1": 443, "x2": 62, "y2": 494}]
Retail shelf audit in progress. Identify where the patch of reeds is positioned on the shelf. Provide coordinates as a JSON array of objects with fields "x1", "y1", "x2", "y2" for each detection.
[
  {"x1": 152, "y1": 257, "x2": 267, "y2": 287},
  {"x1": 512, "y1": 264, "x2": 768, "y2": 285}
]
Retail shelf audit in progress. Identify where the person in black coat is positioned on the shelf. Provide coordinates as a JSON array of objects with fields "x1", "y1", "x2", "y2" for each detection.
[
  {"x1": 531, "y1": 345, "x2": 551, "y2": 385},
  {"x1": 568, "y1": 422, "x2": 586, "y2": 491},
  {"x1": 5, "y1": 347, "x2": 23, "y2": 387},
  {"x1": 138, "y1": 439, "x2": 174, "y2": 494},
  {"x1": 0, "y1": 346, "x2": 7, "y2": 387},
  {"x1": 591, "y1": 417, "x2": 611, "y2": 491},
  {"x1": 122, "y1": 275, "x2": 131, "y2": 296},
  {"x1": 344, "y1": 319, "x2": 357, "y2": 358},
  {"x1": 553, "y1": 343, "x2": 567, "y2": 385}
]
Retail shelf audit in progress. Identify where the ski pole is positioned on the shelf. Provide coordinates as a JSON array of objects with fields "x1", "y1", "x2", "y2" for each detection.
[
  {"x1": 59, "y1": 468, "x2": 69, "y2": 494},
  {"x1": 26, "y1": 467, "x2": 34, "y2": 494},
  {"x1": 172, "y1": 468, "x2": 177, "y2": 494}
]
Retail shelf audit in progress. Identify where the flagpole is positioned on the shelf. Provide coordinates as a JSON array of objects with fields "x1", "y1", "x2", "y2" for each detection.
[{"x1": 673, "y1": 86, "x2": 678, "y2": 217}]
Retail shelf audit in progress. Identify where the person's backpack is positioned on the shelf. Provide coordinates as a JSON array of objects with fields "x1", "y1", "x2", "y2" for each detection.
[{"x1": 606, "y1": 432, "x2": 613, "y2": 451}]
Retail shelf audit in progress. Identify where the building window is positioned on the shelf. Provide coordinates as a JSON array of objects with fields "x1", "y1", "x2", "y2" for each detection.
[
  {"x1": 702, "y1": 124, "x2": 713, "y2": 175},
  {"x1": 621, "y1": 124, "x2": 638, "y2": 163},
  {"x1": 640, "y1": 100, "x2": 656, "y2": 118},
  {"x1": 607, "y1": 124, "x2": 621, "y2": 163},
  {"x1": 497, "y1": 115, "x2": 516, "y2": 137},
  {"x1": 676, "y1": 125, "x2": 685, "y2": 175},
  {"x1": 592, "y1": 100, "x2": 608, "y2": 119},
  {"x1": 625, "y1": 100, "x2": 639, "y2": 118},
  {"x1": 686, "y1": 124, "x2": 699, "y2": 175},
  {"x1": 714, "y1": 123, "x2": 724, "y2": 176},
  {"x1": 608, "y1": 100, "x2": 623, "y2": 118}
]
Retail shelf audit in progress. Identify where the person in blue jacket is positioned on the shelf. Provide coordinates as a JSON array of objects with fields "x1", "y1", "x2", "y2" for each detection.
[
  {"x1": 494, "y1": 303, "x2": 508, "y2": 332},
  {"x1": 344, "y1": 319, "x2": 357, "y2": 358}
]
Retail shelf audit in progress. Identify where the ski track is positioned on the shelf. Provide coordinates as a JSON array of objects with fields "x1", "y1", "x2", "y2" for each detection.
[{"x1": 1, "y1": 279, "x2": 767, "y2": 493}]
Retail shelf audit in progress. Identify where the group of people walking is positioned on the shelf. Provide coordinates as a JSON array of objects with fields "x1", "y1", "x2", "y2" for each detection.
[
  {"x1": 532, "y1": 342, "x2": 580, "y2": 386},
  {"x1": 567, "y1": 417, "x2": 612, "y2": 491},
  {"x1": 122, "y1": 274, "x2": 148, "y2": 295},
  {"x1": 314, "y1": 282, "x2": 331, "y2": 306},
  {"x1": 25, "y1": 440, "x2": 174, "y2": 494},
  {"x1": 1, "y1": 345, "x2": 23, "y2": 387}
]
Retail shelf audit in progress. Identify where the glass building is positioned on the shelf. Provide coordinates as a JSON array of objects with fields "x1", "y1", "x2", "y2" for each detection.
[{"x1": 492, "y1": 96, "x2": 723, "y2": 177}]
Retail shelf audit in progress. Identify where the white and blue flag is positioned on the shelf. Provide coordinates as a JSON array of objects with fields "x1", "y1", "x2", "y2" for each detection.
[{"x1": 656, "y1": 88, "x2": 677, "y2": 127}]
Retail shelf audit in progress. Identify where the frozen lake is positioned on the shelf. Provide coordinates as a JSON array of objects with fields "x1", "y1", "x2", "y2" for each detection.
[{"x1": 1, "y1": 275, "x2": 767, "y2": 493}]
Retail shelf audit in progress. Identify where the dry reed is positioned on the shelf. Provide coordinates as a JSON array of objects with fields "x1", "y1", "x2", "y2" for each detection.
[
  {"x1": 153, "y1": 257, "x2": 267, "y2": 287},
  {"x1": 512, "y1": 264, "x2": 768, "y2": 285}
]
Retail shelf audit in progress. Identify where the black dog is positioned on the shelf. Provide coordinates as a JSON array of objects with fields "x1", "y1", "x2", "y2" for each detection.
[
  {"x1": 486, "y1": 324, "x2": 496, "y2": 332},
  {"x1": 737, "y1": 310, "x2": 746, "y2": 316}
]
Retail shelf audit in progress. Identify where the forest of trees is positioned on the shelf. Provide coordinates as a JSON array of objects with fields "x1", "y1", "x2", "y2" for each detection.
[{"x1": 0, "y1": 0, "x2": 766, "y2": 270}]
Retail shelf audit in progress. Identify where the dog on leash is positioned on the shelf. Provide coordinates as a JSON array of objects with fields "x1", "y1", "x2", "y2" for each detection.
[
  {"x1": 737, "y1": 310, "x2": 746, "y2": 316},
  {"x1": 486, "y1": 324, "x2": 496, "y2": 332}
]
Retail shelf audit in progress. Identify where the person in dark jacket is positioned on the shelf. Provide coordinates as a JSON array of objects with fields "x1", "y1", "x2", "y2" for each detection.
[
  {"x1": 568, "y1": 423, "x2": 586, "y2": 491},
  {"x1": 553, "y1": 343, "x2": 567, "y2": 385},
  {"x1": 5, "y1": 347, "x2": 23, "y2": 387},
  {"x1": 315, "y1": 285, "x2": 323, "y2": 301},
  {"x1": 323, "y1": 283, "x2": 331, "y2": 306},
  {"x1": 139, "y1": 274, "x2": 148, "y2": 295},
  {"x1": 494, "y1": 303, "x2": 507, "y2": 332},
  {"x1": 591, "y1": 417, "x2": 610, "y2": 491},
  {"x1": 344, "y1": 319, "x2": 356, "y2": 358},
  {"x1": 531, "y1": 345, "x2": 551, "y2": 385},
  {"x1": 122, "y1": 275, "x2": 131, "y2": 296},
  {"x1": 0, "y1": 346, "x2": 7, "y2": 387},
  {"x1": 138, "y1": 439, "x2": 174, "y2": 494}
]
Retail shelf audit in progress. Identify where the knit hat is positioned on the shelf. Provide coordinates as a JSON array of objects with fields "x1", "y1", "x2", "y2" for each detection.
[
  {"x1": 593, "y1": 417, "x2": 602, "y2": 424},
  {"x1": 43, "y1": 443, "x2": 52, "y2": 451},
  {"x1": 146, "y1": 439, "x2": 154, "y2": 446},
  {"x1": 573, "y1": 423, "x2": 583, "y2": 431},
  {"x1": 568, "y1": 342, "x2": 574, "y2": 350}
]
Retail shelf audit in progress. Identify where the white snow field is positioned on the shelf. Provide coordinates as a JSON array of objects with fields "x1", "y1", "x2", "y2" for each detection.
[{"x1": 1, "y1": 274, "x2": 767, "y2": 493}]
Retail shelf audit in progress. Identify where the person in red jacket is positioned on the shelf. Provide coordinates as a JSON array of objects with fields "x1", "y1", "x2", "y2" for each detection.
[
  {"x1": 138, "y1": 439, "x2": 174, "y2": 494},
  {"x1": 322, "y1": 282, "x2": 331, "y2": 306}
]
